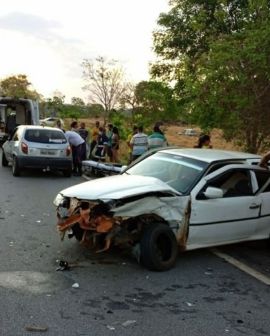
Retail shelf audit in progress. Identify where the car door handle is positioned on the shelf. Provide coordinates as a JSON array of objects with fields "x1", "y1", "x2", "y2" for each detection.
[{"x1": 249, "y1": 203, "x2": 261, "y2": 209}]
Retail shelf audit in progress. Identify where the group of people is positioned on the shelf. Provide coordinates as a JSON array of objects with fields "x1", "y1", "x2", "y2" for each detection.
[
  {"x1": 56, "y1": 118, "x2": 270, "y2": 176},
  {"x1": 127, "y1": 122, "x2": 168, "y2": 163},
  {"x1": 89, "y1": 121, "x2": 120, "y2": 163}
]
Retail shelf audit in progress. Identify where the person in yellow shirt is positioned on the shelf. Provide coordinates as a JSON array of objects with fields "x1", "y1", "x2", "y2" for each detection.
[{"x1": 89, "y1": 120, "x2": 100, "y2": 158}]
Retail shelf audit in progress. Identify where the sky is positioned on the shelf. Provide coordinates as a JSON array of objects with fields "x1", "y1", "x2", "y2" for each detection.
[{"x1": 0, "y1": 0, "x2": 169, "y2": 103}]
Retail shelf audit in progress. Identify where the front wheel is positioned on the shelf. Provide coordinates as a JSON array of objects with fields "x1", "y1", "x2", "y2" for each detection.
[
  {"x1": 2, "y1": 151, "x2": 8, "y2": 167},
  {"x1": 12, "y1": 157, "x2": 21, "y2": 176},
  {"x1": 140, "y1": 223, "x2": 178, "y2": 271}
]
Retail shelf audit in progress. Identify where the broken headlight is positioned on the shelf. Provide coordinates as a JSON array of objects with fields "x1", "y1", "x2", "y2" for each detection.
[{"x1": 53, "y1": 193, "x2": 65, "y2": 207}]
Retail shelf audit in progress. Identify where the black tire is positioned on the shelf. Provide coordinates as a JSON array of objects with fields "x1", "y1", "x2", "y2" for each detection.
[
  {"x1": 2, "y1": 151, "x2": 8, "y2": 167},
  {"x1": 63, "y1": 168, "x2": 72, "y2": 177},
  {"x1": 71, "y1": 224, "x2": 84, "y2": 241},
  {"x1": 140, "y1": 223, "x2": 178, "y2": 271},
  {"x1": 12, "y1": 157, "x2": 21, "y2": 176}
]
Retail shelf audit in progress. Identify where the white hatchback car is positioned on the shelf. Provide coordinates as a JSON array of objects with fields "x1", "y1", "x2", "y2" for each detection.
[
  {"x1": 54, "y1": 148, "x2": 270, "y2": 271},
  {"x1": 2, "y1": 125, "x2": 72, "y2": 176}
]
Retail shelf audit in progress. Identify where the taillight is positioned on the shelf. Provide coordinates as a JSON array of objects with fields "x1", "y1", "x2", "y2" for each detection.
[
  {"x1": 66, "y1": 145, "x2": 71, "y2": 156},
  {"x1": 21, "y1": 142, "x2": 28, "y2": 154}
]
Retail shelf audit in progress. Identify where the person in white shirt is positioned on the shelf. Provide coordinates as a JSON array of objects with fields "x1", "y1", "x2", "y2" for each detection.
[
  {"x1": 130, "y1": 125, "x2": 148, "y2": 162},
  {"x1": 65, "y1": 128, "x2": 85, "y2": 176}
]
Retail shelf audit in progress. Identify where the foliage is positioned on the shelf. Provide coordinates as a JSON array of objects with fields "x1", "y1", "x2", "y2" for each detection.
[
  {"x1": 0, "y1": 74, "x2": 41, "y2": 100},
  {"x1": 134, "y1": 80, "x2": 180, "y2": 125},
  {"x1": 152, "y1": 0, "x2": 270, "y2": 153},
  {"x1": 82, "y1": 56, "x2": 126, "y2": 121},
  {"x1": 46, "y1": 92, "x2": 65, "y2": 117},
  {"x1": 109, "y1": 110, "x2": 130, "y2": 141},
  {"x1": 188, "y1": 20, "x2": 270, "y2": 153}
]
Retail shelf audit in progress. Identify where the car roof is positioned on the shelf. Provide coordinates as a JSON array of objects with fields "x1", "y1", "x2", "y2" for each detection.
[
  {"x1": 159, "y1": 148, "x2": 261, "y2": 163},
  {"x1": 17, "y1": 125, "x2": 62, "y2": 132}
]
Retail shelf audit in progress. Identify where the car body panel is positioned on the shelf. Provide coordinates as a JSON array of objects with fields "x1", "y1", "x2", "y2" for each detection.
[{"x1": 60, "y1": 174, "x2": 181, "y2": 200}]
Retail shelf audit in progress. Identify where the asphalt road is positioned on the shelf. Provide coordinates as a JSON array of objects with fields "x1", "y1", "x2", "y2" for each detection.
[{"x1": 0, "y1": 159, "x2": 270, "y2": 336}]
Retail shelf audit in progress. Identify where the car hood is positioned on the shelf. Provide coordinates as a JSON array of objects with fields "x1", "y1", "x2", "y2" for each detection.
[{"x1": 60, "y1": 174, "x2": 180, "y2": 200}]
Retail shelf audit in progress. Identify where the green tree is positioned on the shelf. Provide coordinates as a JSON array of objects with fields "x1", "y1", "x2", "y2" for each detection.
[
  {"x1": 152, "y1": 0, "x2": 270, "y2": 80},
  {"x1": 82, "y1": 56, "x2": 126, "y2": 122},
  {"x1": 152, "y1": 0, "x2": 270, "y2": 152},
  {"x1": 0, "y1": 74, "x2": 41, "y2": 100},
  {"x1": 45, "y1": 91, "x2": 66, "y2": 118},
  {"x1": 188, "y1": 20, "x2": 270, "y2": 153},
  {"x1": 135, "y1": 81, "x2": 179, "y2": 125}
]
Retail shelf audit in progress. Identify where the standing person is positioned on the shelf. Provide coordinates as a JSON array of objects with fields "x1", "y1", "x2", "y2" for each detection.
[
  {"x1": 56, "y1": 119, "x2": 65, "y2": 132},
  {"x1": 194, "y1": 134, "x2": 213, "y2": 148},
  {"x1": 70, "y1": 121, "x2": 79, "y2": 132},
  {"x1": 93, "y1": 127, "x2": 109, "y2": 162},
  {"x1": 148, "y1": 124, "x2": 168, "y2": 149},
  {"x1": 78, "y1": 122, "x2": 89, "y2": 161},
  {"x1": 126, "y1": 125, "x2": 138, "y2": 164},
  {"x1": 89, "y1": 120, "x2": 100, "y2": 158},
  {"x1": 106, "y1": 123, "x2": 113, "y2": 162},
  {"x1": 111, "y1": 126, "x2": 120, "y2": 162},
  {"x1": 65, "y1": 127, "x2": 85, "y2": 176},
  {"x1": 130, "y1": 125, "x2": 148, "y2": 162}
]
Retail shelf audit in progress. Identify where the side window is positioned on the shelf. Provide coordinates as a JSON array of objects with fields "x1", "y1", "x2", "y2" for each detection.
[
  {"x1": 200, "y1": 169, "x2": 253, "y2": 198},
  {"x1": 254, "y1": 171, "x2": 270, "y2": 193}
]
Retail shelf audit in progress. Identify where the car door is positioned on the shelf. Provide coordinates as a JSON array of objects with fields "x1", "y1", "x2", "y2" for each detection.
[
  {"x1": 187, "y1": 165, "x2": 261, "y2": 249},
  {"x1": 251, "y1": 169, "x2": 270, "y2": 239},
  {"x1": 3, "y1": 128, "x2": 18, "y2": 161}
]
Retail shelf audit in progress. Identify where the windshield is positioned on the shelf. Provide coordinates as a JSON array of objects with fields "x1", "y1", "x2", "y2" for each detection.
[{"x1": 126, "y1": 152, "x2": 207, "y2": 193}]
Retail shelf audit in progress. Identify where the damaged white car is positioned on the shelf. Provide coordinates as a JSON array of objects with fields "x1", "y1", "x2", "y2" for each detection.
[{"x1": 54, "y1": 148, "x2": 270, "y2": 271}]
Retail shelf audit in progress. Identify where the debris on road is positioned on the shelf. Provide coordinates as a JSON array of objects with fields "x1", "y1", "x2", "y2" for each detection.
[
  {"x1": 56, "y1": 260, "x2": 70, "y2": 271},
  {"x1": 25, "y1": 325, "x2": 48, "y2": 332},
  {"x1": 72, "y1": 282, "x2": 79, "y2": 288},
  {"x1": 122, "y1": 320, "x2": 136, "y2": 327}
]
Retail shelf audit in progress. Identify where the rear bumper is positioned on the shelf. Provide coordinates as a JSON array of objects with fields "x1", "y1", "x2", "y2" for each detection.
[{"x1": 17, "y1": 156, "x2": 72, "y2": 170}]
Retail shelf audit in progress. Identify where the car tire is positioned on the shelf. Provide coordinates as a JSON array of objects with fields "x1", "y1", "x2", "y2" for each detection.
[
  {"x1": 12, "y1": 157, "x2": 21, "y2": 177},
  {"x1": 63, "y1": 168, "x2": 72, "y2": 177},
  {"x1": 72, "y1": 224, "x2": 84, "y2": 241},
  {"x1": 2, "y1": 151, "x2": 8, "y2": 167},
  {"x1": 140, "y1": 223, "x2": 178, "y2": 271}
]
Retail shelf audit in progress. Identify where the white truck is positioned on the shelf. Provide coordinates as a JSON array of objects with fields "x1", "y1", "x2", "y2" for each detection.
[{"x1": 0, "y1": 97, "x2": 39, "y2": 146}]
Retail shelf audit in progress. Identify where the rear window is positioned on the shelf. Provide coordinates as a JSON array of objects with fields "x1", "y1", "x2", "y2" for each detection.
[{"x1": 25, "y1": 129, "x2": 67, "y2": 144}]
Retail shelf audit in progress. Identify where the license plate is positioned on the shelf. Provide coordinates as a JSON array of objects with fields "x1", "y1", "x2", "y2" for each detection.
[{"x1": 40, "y1": 149, "x2": 56, "y2": 155}]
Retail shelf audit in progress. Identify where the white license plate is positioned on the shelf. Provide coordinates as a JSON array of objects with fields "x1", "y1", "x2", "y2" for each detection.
[{"x1": 40, "y1": 149, "x2": 56, "y2": 155}]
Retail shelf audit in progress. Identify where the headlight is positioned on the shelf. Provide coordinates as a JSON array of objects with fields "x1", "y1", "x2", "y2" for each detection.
[{"x1": 53, "y1": 193, "x2": 65, "y2": 207}]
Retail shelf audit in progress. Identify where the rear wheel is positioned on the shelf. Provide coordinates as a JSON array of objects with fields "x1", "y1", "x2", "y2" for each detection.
[
  {"x1": 2, "y1": 151, "x2": 8, "y2": 167},
  {"x1": 140, "y1": 223, "x2": 178, "y2": 271},
  {"x1": 12, "y1": 157, "x2": 21, "y2": 176}
]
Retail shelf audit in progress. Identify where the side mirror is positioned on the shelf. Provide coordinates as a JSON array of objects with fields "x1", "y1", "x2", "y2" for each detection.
[
  {"x1": 120, "y1": 165, "x2": 128, "y2": 174},
  {"x1": 204, "y1": 186, "x2": 223, "y2": 199}
]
